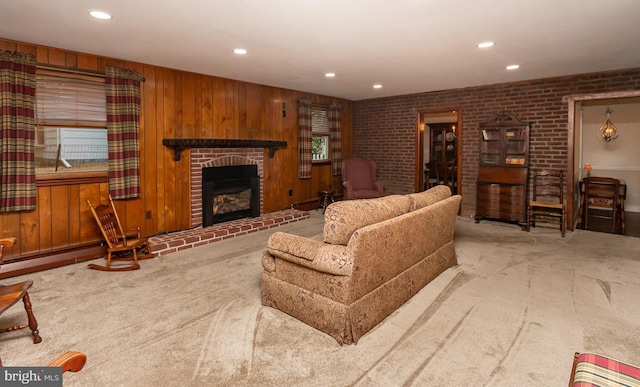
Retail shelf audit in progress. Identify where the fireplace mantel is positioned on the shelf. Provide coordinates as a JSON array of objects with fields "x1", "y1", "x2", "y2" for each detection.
[{"x1": 162, "y1": 138, "x2": 287, "y2": 161}]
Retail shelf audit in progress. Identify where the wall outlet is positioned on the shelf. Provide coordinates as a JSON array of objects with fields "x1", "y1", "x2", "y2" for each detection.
[
  {"x1": 146, "y1": 210, "x2": 152, "y2": 219},
  {"x1": 288, "y1": 189, "x2": 293, "y2": 197}
]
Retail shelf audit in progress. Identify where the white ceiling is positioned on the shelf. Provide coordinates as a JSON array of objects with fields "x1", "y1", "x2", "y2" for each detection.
[{"x1": 1, "y1": 0, "x2": 639, "y2": 101}]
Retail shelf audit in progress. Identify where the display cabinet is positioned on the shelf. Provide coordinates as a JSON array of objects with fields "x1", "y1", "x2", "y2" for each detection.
[
  {"x1": 475, "y1": 112, "x2": 530, "y2": 228},
  {"x1": 429, "y1": 123, "x2": 457, "y2": 163}
]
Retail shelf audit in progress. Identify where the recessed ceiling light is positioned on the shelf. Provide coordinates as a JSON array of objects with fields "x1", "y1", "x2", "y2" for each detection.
[
  {"x1": 325, "y1": 73, "x2": 335, "y2": 78},
  {"x1": 373, "y1": 84, "x2": 382, "y2": 89},
  {"x1": 478, "y1": 41, "x2": 494, "y2": 48},
  {"x1": 506, "y1": 64, "x2": 520, "y2": 70},
  {"x1": 90, "y1": 11, "x2": 112, "y2": 20},
  {"x1": 233, "y1": 48, "x2": 247, "y2": 55}
]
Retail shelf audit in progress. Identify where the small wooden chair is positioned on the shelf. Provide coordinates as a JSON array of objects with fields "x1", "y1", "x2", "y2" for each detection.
[
  {"x1": 527, "y1": 169, "x2": 566, "y2": 237},
  {"x1": 579, "y1": 177, "x2": 624, "y2": 234},
  {"x1": 435, "y1": 161, "x2": 456, "y2": 192},
  {"x1": 424, "y1": 162, "x2": 438, "y2": 189},
  {"x1": 0, "y1": 237, "x2": 42, "y2": 350},
  {"x1": 87, "y1": 195, "x2": 153, "y2": 271}
]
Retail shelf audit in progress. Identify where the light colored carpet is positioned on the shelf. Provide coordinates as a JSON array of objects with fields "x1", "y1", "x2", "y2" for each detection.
[{"x1": 2, "y1": 212, "x2": 639, "y2": 386}]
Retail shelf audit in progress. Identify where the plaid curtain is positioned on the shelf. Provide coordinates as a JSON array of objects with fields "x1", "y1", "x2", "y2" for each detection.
[
  {"x1": 105, "y1": 66, "x2": 143, "y2": 199},
  {"x1": 0, "y1": 51, "x2": 36, "y2": 212},
  {"x1": 329, "y1": 103, "x2": 342, "y2": 176},
  {"x1": 297, "y1": 98, "x2": 313, "y2": 179}
]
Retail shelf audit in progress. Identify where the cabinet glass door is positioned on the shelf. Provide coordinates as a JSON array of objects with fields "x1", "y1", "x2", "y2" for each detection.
[
  {"x1": 505, "y1": 128, "x2": 527, "y2": 165},
  {"x1": 430, "y1": 124, "x2": 457, "y2": 163},
  {"x1": 481, "y1": 128, "x2": 501, "y2": 164}
]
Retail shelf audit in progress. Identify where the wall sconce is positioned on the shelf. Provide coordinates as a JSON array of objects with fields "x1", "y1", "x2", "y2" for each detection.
[
  {"x1": 598, "y1": 107, "x2": 619, "y2": 142},
  {"x1": 584, "y1": 163, "x2": 592, "y2": 177}
]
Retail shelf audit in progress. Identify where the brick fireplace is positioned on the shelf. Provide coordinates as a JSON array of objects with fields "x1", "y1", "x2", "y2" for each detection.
[
  {"x1": 148, "y1": 138, "x2": 307, "y2": 257},
  {"x1": 190, "y1": 148, "x2": 264, "y2": 228}
]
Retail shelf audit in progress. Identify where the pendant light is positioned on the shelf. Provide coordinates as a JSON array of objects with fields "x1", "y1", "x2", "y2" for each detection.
[{"x1": 598, "y1": 107, "x2": 619, "y2": 142}]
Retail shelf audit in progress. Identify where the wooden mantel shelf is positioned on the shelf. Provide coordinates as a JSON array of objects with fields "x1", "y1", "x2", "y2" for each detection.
[{"x1": 162, "y1": 139, "x2": 287, "y2": 161}]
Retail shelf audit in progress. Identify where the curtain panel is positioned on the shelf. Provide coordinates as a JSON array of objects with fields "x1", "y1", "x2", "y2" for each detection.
[
  {"x1": 0, "y1": 51, "x2": 36, "y2": 212},
  {"x1": 105, "y1": 66, "x2": 144, "y2": 200},
  {"x1": 297, "y1": 98, "x2": 313, "y2": 179},
  {"x1": 329, "y1": 103, "x2": 342, "y2": 176}
]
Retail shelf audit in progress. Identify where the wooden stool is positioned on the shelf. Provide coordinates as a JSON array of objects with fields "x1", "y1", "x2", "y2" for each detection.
[{"x1": 317, "y1": 190, "x2": 335, "y2": 213}]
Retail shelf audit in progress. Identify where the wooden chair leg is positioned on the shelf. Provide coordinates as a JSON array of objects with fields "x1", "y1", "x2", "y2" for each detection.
[
  {"x1": 616, "y1": 200, "x2": 625, "y2": 234},
  {"x1": 22, "y1": 292, "x2": 42, "y2": 344}
]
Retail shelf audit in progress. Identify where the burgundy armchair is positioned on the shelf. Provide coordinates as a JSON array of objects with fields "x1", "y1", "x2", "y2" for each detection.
[{"x1": 341, "y1": 158, "x2": 385, "y2": 200}]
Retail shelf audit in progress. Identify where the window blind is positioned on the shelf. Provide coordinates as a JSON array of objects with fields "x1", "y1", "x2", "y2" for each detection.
[
  {"x1": 311, "y1": 105, "x2": 329, "y2": 133},
  {"x1": 36, "y1": 71, "x2": 106, "y2": 123}
]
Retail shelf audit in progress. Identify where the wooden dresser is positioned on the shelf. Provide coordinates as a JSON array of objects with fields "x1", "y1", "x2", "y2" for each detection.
[{"x1": 475, "y1": 112, "x2": 530, "y2": 228}]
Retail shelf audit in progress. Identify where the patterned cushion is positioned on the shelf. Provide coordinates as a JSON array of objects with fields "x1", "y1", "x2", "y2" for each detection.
[
  {"x1": 323, "y1": 195, "x2": 412, "y2": 245},
  {"x1": 406, "y1": 185, "x2": 452, "y2": 211},
  {"x1": 572, "y1": 353, "x2": 640, "y2": 386}
]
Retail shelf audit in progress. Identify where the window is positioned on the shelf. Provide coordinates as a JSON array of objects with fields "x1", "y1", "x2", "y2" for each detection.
[
  {"x1": 35, "y1": 69, "x2": 107, "y2": 174},
  {"x1": 311, "y1": 105, "x2": 330, "y2": 162}
]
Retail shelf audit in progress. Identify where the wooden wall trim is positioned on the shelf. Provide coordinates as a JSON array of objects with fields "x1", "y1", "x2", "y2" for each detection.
[{"x1": 0, "y1": 244, "x2": 106, "y2": 279}]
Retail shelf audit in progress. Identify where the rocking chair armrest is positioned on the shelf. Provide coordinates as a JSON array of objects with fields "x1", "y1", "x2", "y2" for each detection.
[
  {"x1": 124, "y1": 227, "x2": 142, "y2": 239},
  {"x1": 0, "y1": 237, "x2": 17, "y2": 266}
]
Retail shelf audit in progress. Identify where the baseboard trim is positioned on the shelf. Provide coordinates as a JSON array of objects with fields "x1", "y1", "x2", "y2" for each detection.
[{"x1": 0, "y1": 244, "x2": 106, "y2": 279}]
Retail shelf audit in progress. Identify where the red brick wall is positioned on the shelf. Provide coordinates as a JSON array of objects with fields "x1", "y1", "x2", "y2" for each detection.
[{"x1": 353, "y1": 68, "x2": 640, "y2": 217}]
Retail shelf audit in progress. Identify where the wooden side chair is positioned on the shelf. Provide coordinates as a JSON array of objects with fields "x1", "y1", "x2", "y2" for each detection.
[
  {"x1": 86, "y1": 195, "x2": 153, "y2": 271},
  {"x1": 580, "y1": 177, "x2": 624, "y2": 234},
  {"x1": 527, "y1": 169, "x2": 566, "y2": 237},
  {"x1": 435, "y1": 161, "x2": 457, "y2": 192},
  {"x1": 0, "y1": 237, "x2": 42, "y2": 351},
  {"x1": 424, "y1": 162, "x2": 439, "y2": 189}
]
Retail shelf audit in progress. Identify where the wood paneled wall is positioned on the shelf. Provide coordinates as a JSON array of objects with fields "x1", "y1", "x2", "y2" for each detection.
[{"x1": 0, "y1": 38, "x2": 353, "y2": 266}]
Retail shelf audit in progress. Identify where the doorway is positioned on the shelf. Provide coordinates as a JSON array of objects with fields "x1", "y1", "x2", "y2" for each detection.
[
  {"x1": 415, "y1": 108, "x2": 461, "y2": 193},
  {"x1": 567, "y1": 90, "x2": 640, "y2": 233}
]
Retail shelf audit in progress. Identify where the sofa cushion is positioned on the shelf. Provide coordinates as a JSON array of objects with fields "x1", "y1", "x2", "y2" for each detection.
[
  {"x1": 407, "y1": 185, "x2": 452, "y2": 211},
  {"x1": 323, "y1": 195, "x2": 411, "y2": 245}
]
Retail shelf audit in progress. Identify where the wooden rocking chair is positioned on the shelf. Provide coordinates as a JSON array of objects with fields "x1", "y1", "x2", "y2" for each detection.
[
  {"x1": 86, "y1": 195, "x2": 153, "y2": 272},
  {"x1": 47, "y1": 351, "x2": 87, "y2": 373},
  {"x1": 1, "y1": 350, "x2": 86, "y2": 373}
]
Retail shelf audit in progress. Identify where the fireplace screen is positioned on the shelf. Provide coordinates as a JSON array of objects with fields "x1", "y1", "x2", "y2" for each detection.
[
  {"x1": 212, "y1": 188, "x2": 252, "y2": 215},
  {"x1": 202, "y1": 165, "x2": 259, "y2": 227}
]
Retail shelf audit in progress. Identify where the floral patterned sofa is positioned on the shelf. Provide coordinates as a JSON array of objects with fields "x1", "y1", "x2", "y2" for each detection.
[{"x1": 261, "y1": 185, "x2": 461, "y2": 345}]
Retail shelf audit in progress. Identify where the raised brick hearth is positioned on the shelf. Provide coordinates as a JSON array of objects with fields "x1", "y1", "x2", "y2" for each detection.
[{"x1": 148, "y1": 209, "x2": 309, "y2": 256}]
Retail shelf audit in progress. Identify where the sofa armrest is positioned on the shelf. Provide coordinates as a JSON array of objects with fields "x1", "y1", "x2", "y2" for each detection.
[
  {"x1": 267, "y1": 232, "x2": 353, "y2": 276},
  {"x1": 267, "y1": 232, "x2": 323, "y2": 261}
]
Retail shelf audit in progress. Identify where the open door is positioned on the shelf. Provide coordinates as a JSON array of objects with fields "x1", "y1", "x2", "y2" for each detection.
[{"x1": 415, "y1": 108, "x2": 461, "y2": 194}]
